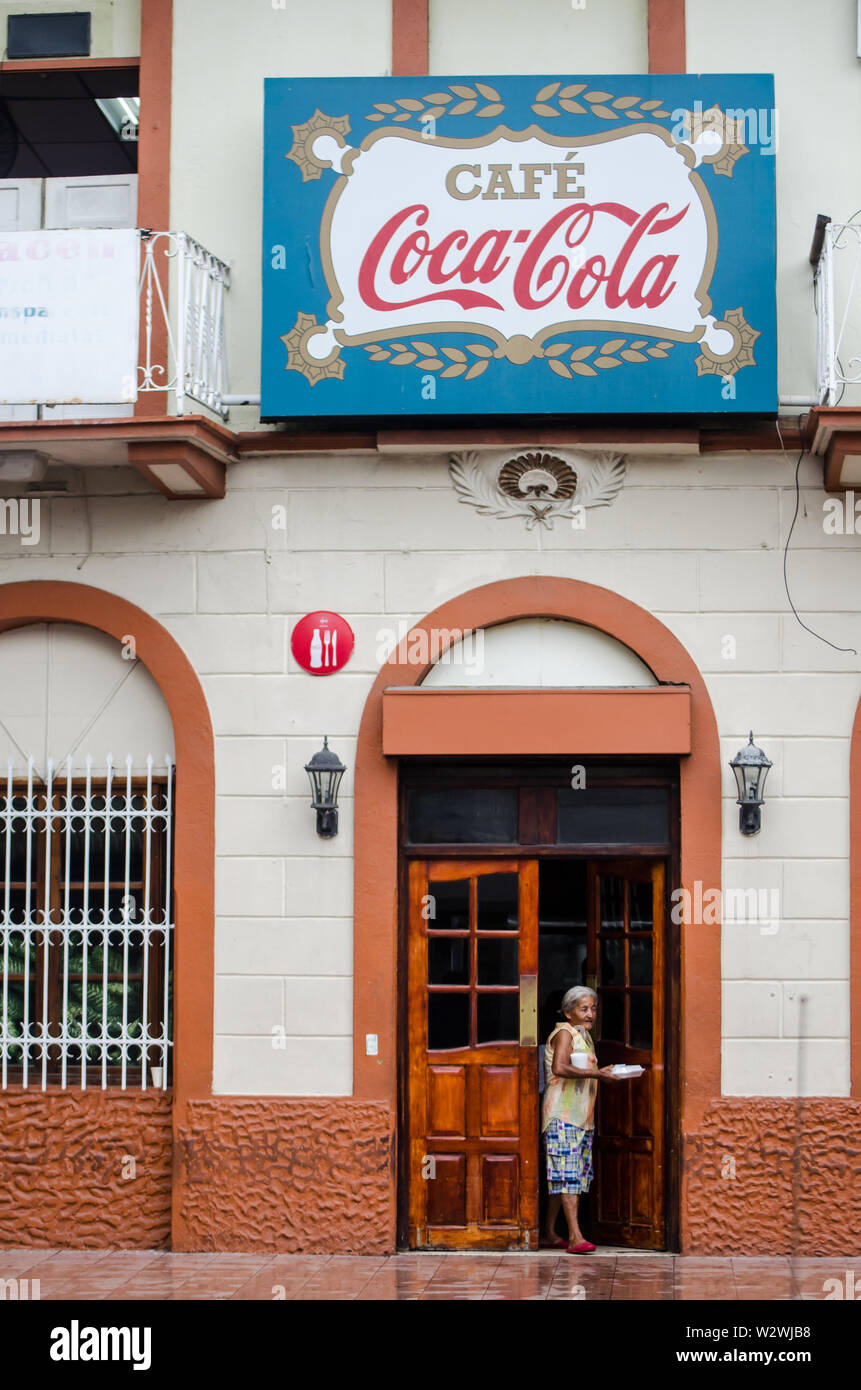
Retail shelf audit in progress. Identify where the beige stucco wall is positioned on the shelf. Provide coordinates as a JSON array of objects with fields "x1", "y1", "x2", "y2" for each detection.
[
  {"x1": 687, "y1": 0, "x2": 861, "y2": 403},
  {"x1": 168, "y1": 0, "x2": 860, "y2": 419},
  {"x1": 429, "y1": 0, "x2": 648, "y2": 73},
  {"x1": 169, "y1": 0, "x2": 392, "y2": 431},
  {"x1": 0, "y1": 447, "x2": 855, "y2": 1099},
  {"x1": 2, "y1": 3, "x2": 856, "y2": 1100}
]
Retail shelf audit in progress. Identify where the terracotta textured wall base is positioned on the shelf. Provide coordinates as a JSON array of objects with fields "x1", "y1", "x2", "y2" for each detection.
[
  {"x1": 0, "y1": 1090, "x2": 172, "y2": 1249},
  {"x1": 0, "y1": 1091, "x2": 858, "y2": 1253},
  {"x1": 683, "y1": 1099, "x2": 861, "y2": 1255},
  {"x1": 174, "y1": 1099, "x2": 395, "y2": 1253}
]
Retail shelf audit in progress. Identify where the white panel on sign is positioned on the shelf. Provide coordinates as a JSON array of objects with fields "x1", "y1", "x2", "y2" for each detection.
[
  {"x1": 0, "y1": 228, "x2": 140, "y2": 404},
  {"x1": 44, "y1": 174, "x2": 138, "y2": 229},
  {"x1": 0, "y1": 180, "x2": 42, "y2": 232}
]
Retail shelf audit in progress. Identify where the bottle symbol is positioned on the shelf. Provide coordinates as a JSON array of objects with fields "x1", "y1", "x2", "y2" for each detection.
[{"x1": 309, "y1": 628, "x2": 323, "y2": 669}]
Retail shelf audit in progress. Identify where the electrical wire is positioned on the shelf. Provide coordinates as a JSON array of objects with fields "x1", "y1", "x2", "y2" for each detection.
[
  {"x1": 831, "y1": 209, "x2": 861, "y2": 251},
  {"x1": 778, "y1": 413, "x2": 857, "y2": 655}
]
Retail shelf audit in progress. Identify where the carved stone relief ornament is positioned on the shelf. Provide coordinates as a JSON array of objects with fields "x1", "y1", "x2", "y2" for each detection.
[{"x1": 449, "y1": 450, "x2": 627, "y2": 531}]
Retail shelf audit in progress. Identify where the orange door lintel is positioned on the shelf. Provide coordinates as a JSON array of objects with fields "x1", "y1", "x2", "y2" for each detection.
[{"x1": 381, "y1": 686, "x2": 691, "y2": 757}]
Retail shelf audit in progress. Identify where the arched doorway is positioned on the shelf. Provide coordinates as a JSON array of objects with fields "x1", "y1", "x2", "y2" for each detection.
[{"x1": 353, "y1": 576, "x2": 721, "y2": 1252}]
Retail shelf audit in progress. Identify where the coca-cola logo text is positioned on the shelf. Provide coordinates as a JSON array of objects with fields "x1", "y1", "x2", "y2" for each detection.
[{"x1": 358, "y1": 199, "x2": 688, "y2": 315}]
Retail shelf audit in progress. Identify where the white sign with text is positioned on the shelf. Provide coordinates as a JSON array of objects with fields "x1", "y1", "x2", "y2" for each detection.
[{"x1": 0, "y1": 228, "x2": 139, "y2": 404}]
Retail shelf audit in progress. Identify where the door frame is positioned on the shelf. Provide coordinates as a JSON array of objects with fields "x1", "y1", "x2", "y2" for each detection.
[
  {"x1": 355, "y1": 576, "x2": 722, "y2": 1254},
  {"x1": 396, "y1": 765, "x2": 682, "y2": 1251}
]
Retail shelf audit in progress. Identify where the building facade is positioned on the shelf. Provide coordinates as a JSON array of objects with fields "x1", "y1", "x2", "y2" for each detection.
[{"x1": 0, "y1": 0, "x2": 860, "y2": 1255}]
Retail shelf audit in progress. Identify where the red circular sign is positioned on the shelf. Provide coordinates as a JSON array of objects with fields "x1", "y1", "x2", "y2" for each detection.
[{"x1": 291, "y1": 611, "x2": 355, "y2": 675}]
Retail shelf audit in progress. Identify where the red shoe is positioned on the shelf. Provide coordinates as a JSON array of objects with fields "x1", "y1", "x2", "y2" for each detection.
[{"x1": 567, "y1": 1241, "x2": 597, "y2": 1254}]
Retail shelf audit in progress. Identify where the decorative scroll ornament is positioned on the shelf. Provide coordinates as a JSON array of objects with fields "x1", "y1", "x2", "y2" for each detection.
[
  {"x1": 695, "y1": 307, "x2": 760, "y2": 378},
  {"x1": 286, "y1": 109, "x2": 351, "y2": 181},
  {"x1": 280, "y1": 311, "x2": 344, "y2": 385},
  {"x1": 450, "y1": 450, "x2": 627, "y2": 531},
  {"x1": 672, "y1": 104, "x2": 749, "y2": 178}
]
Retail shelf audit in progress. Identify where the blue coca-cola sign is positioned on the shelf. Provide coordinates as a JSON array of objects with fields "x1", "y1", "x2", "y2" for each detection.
[{"x1": 262, "y1": 73, "x2": 776, "y2": 419}]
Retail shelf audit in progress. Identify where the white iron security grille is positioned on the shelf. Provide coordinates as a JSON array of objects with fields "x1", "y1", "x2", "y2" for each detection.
[
  {"x1": 814, "y1": 220, "x2": 861, "y2": 407},
  {"x1": 0, "y1": 755, "x2": 174, "y2": 1091},
  {"x1": 139, "y1": 232, "x2": 231, "y2": 418}
]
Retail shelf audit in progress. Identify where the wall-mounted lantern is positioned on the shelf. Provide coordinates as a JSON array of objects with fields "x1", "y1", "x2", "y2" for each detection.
[
  {"x1": 729, "y1": 731, "x2": 772, "y2": 836},
  {"x1": 304, "y1": 737, "x2": 346, "y2": 838}
]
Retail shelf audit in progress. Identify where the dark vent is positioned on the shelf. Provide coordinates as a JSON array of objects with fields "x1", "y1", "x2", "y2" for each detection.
[{"x1": 7, "y1": 12, "x2": 91, "y2": 59}]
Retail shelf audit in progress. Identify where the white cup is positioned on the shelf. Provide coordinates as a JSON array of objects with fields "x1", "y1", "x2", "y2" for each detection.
[{"x1": 150, "y1": 1065, "x2": 164, "y2": 1089}]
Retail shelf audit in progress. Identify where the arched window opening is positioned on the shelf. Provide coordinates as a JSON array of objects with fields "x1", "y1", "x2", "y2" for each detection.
[{"x1": 0, "y1": 623, "x2": 175, "y2": 1090}]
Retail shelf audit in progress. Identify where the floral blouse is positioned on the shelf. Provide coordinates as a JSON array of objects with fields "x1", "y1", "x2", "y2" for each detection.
[{"x1": 542, "y1": 1022, "x2": 597, "y2": 1132}]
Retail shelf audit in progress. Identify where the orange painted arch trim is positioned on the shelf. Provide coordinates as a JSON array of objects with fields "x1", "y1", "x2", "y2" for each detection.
[
  {"x1": 849, "y1": 697, "x2": 861, "y2": 1097},
  {"x1": 353, "y1": 576, "x2": 722, "y2": 1152},
  {"x1": 0, "y1": 582, "x2": 215, "y2": 1118}
]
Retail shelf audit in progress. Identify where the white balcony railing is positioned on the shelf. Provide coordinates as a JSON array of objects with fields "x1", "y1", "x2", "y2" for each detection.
[
  {"x1": 139, "y1": 231, "x2": 231, "y2": 418},
  {"x1": 813, "y1": 216, "x2": 861, "y2": 408},
  {"x1": 0, "y1": 227, "x2": 230, "y2": 422}
]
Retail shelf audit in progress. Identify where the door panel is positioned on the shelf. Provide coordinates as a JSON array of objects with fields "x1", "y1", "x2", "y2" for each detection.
[
  {"x1": 428, "y1": 1065, "x2": 466, "y2": 1136},
  {"x1": 481, "y1": 1067, "x2": 519, "y2": 1135},
  {"x1": 407, "y1": 857, "x2": 539, "y2": 1249},
  {"x1": 427, "y1": 1155, "x2": 466, "y2": 1224},
  {"x1": 588, "y1": 859, "x2": 666, "y2": 1249}
]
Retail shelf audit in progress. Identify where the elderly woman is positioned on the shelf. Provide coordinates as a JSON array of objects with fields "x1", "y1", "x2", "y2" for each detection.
[{"x1": 542, "y1": 984, "x2": 627, "y2": 1254}]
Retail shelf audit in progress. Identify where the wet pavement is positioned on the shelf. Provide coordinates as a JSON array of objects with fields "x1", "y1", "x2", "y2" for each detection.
[{"x1": 2, "y1": 1249, "x2": 859, "y2": 1300}]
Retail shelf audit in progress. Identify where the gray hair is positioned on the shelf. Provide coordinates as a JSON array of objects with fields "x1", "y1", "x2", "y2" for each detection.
[{"x1": 560, "y1": 985, "x2": 597, "y2": 1016}]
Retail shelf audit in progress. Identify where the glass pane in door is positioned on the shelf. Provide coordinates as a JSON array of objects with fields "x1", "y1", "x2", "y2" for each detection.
[
  {"x1": 427, "y1": 879, "x2": 469, "y2": 931},
  {"x1": 477, "y1": 938, "x2": 518, "y2": 985},
  {"x1": 428, "y1": 937, "x2": 469, "y2": 984},
  {"x1": 629, "y1": 991, "x2": 652, "y2": 1049},
  {"x1": 629, "y1": 879, "x2": 653, "y2": 930},
  {"x1": 599, "y1": 874, "x2": 625, "y2": 928},
  {"x1": 476, "y1": 993, "x2": 518, "y2": 1043},
  {"x1": 428, "y1": 993, "x2": 470, "y2": 1049},
  {"x1": 477, "y1": 873, "x2": 519, "y2": 931}
]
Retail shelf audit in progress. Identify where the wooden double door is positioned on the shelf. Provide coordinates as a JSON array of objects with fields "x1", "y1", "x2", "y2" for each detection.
[{"x1": 405, "y1": 856, "x2": 667, "y2": 1250}]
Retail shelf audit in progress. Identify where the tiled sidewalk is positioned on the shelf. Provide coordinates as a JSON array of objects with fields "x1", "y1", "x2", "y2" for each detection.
[{"x1": 2, "y1": 1249, "x2": 859, "y2": 1300}]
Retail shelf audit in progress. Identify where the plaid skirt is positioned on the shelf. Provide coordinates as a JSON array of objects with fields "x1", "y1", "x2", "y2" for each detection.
[{"x1": 544, "y1": 1118, "x2": 594, "y2": 1194}]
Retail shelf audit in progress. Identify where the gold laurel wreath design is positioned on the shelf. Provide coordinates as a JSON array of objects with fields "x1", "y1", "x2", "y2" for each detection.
[
  {"x1": 362, "y1": 340, "x2": 493, "y2": 379},
  {"x1": 362, "y1": 337, "x2": 675, "y2": 379},
  {"x1": 544, "y1": 337, "x2": 675, "y2": 378},
  {"x1": 531, "y1": 82, "x2": 671, "y2": 121},
  {"x1": 364, "y1": 83, "x2": 505, "y2": 124}
]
